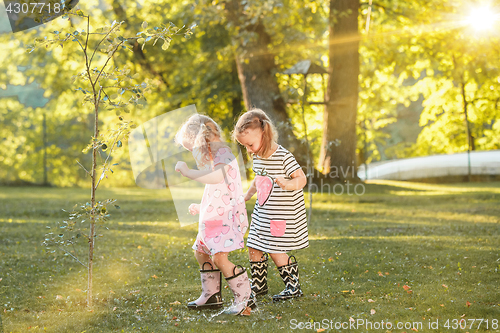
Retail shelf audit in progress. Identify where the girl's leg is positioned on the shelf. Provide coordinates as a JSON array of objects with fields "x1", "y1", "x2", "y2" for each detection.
[
  {"x1": 269, "y1": 252, "x2": 289, "y2": 267},
  {"x1": 248, "y1": 247, "x2": 265, "y2": 262},
  {"x1": 249, "y1": 247, "x2": 269, "y2": 296},
  {"x1": 188, "y1": 250, "x2": 223, "y2": 309},
  {"x1": 194, "y1": 250, "x2": 214, "y2": 269},
  {"x1": 212, "y1": 252, "x2": 236, "y2": 278},
  {"x1": 271, "y1": 254, "x2": 303, "y2": 301},
  {"x1": 213, "y1": 252, "x2": 254, "y2": 315}
]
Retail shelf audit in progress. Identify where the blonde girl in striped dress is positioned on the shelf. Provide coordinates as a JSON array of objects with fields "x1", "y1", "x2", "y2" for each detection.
[{"x1": 233, "y1": 109, "x2": 309, "y2": 301}]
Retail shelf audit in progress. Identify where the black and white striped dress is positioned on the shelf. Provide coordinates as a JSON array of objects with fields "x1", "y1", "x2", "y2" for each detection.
[{"x1": 246, "y1": 145, "x2": 309, "y2": 253}]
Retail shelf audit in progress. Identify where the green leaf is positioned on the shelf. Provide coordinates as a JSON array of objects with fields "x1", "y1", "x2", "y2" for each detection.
[{"x1": 142, "y1": 21, "x2": 148, "y2": 29}]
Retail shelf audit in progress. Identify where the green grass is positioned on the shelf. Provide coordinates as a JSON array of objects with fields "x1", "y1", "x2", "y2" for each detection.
[{"x1": 0, "y1": 181, "x2": 499, "y2": 332}]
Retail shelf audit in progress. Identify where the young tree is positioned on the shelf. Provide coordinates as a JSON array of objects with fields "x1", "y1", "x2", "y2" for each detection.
[{"x1": 36, "y1": 8, "x2": 188, "y2": 307}]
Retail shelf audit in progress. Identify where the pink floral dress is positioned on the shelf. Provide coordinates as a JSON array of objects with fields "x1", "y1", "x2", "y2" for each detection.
[{"x1": 192, "y1": 147, "x2": 248, "y2": 255}]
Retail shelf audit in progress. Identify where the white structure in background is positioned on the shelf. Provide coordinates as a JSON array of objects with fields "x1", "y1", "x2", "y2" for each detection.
[{"x1": 358, "y1": 150, "x2": 500, "y2": 181}]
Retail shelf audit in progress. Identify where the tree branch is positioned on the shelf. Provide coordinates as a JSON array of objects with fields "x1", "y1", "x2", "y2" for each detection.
[
  {"x1": 76, "y1": 160, "x2": 91, "y2": 177},
  {"x1": 111, "y1": 0, "x2": 170, "y2": 87},
  {"x1": 57, "y1": 246, "x2": 88, "y2": 268}
]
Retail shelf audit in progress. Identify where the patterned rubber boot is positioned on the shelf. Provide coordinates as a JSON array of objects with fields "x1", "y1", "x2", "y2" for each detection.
[
  {"x1": 187, "y1": 262, "x2": 223, "y2": 310},
  {"x1": 224, "y1": 265, "x2": 256, "y2": 316},
  {"x1": 250, "y1": 253, "x2": 269, "y2": 296},
  {"x1": 272, "y1": 256, "x2": 303, "y2": 301}
]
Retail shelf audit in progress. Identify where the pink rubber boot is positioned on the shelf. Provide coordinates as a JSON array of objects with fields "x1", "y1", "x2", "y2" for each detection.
[
  {"x1": 224, "y1": 265, "x2": 256, "y2": 316},
  {"x1": 187, "y1": 262, "x2": 223, "y2": 309}
]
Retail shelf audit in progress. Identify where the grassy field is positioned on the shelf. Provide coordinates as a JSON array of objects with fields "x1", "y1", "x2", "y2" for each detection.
[{"x1": 0, "y1": 181, "x2": 499, "y2": 332}]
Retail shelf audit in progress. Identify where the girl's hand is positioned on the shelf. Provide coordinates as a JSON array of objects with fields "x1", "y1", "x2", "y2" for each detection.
[
  {"x1": 175, "y1": 161, "x2": 189, "y2": 176},
  {"x1": 275, "y1": 177, "x2": 289, "y2": 190},
  {"x1": 188, "y1": 203, "x2": 200, "y2": 215},
  {"x1": 275, "y1": 170, "x2": 307, "y2": 191}
]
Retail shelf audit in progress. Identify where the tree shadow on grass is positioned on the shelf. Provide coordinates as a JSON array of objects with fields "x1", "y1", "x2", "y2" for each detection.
[{"x1": 297, "y1": 236, "x2": 499, "y2": 322}]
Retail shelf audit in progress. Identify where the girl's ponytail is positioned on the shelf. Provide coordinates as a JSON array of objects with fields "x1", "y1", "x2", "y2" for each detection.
[{"x1": 175, "y1": 114, "x2": 223, "y2": 168}]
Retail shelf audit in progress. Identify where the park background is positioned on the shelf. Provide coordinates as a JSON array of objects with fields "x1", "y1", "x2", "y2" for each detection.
[{"x1": 0, "y1": 0, "x2": 499, "y2": 332}]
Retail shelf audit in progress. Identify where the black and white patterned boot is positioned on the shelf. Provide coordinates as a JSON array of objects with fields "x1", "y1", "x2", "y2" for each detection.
[
  {"x1": 250, "y1": 253, "x2": 269, "y2": 296},
  {"x1": 272, "y1": 255, "x2": 303, "y2": 301},
  {"x1": 187, "y1": 262, "x2": 223, "y2": 310}
]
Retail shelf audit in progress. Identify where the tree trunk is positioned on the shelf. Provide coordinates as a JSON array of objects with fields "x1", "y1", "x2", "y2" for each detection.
[
  {"x1": 319, "y1": 0, "x2": 360, "y2": 181},
  {"x1": 230, "y1": 62, "x2": 252, "y2": 176},
  {"x1": 88, "y1": 88, "x2": 102, "y2": 307},
  {"x1": 226, "y1": 1, "x2": 308, "y2": 166},
  {"x1": 42, "y1": 112, "x2": 48, "y2": 186},
  {"x1": 460, "y1": 79, "x2": 473, "y2": 182}
]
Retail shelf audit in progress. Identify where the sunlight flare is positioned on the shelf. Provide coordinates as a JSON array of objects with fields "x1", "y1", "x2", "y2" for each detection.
[{"x1": 466, "y1": 6, "x2": 499, "y2": 31}]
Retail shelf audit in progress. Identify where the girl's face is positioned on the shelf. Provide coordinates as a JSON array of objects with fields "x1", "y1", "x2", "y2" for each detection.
[
  {"x1": 237, "y1": 128, "x2": 263, "y2": 155},
  {"x1": 182, "y1": 139, "x2": 193, "y2": 152}
]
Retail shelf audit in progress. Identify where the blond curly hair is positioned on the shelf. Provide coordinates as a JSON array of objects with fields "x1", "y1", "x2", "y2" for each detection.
[{"x1": 175, "y1": 114, "x2": 223, "y2": 169}]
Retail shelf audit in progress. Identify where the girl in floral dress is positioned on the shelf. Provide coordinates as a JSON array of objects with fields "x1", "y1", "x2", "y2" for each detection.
[{"x1": 175, "y1": 114, "x2": 254, "y2": 315}]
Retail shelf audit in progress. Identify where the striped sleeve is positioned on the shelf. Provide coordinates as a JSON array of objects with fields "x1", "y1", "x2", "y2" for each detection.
[{"x1": 283, "y1": 151, "x2": 302, "y2": 177}]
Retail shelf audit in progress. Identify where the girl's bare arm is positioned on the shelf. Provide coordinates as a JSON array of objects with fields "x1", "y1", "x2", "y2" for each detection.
[
  {"x1": 274, "y1": 168, "x2": 307, "y2": 191},
  {"x1": 244, "y1": 178, "x2": 257, "y2": 201}
]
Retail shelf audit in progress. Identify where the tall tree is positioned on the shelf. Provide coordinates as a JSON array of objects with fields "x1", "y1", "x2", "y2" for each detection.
[
  {"x1": 224, "y1": 0, "x2": 310, "y2": 163},
  {"x1": 319, "y1": 0, "x2": 360, "y2": 180}
]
